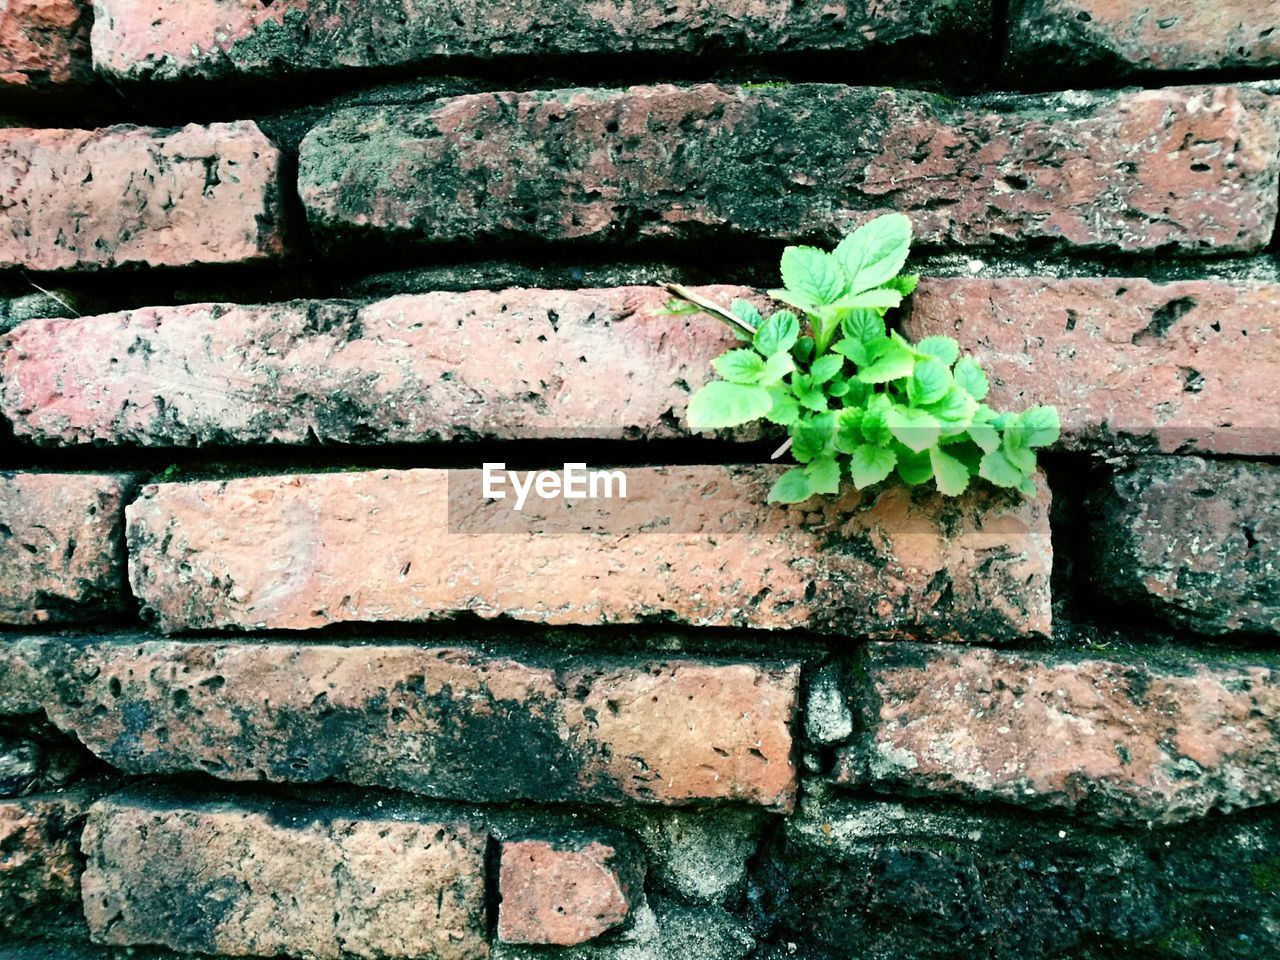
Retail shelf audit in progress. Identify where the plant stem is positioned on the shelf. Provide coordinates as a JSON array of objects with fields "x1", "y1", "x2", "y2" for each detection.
[
  {"x1": 771, "y1": 437, "x2": 793, "y2": 460},
  {"x1": 663, "y1": 282, "x2": 757, "y2": 337}
]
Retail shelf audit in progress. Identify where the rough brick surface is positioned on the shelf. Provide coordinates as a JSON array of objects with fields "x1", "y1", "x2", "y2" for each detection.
[
  {"x1": 20, "y1": 638, "x2": 799, "y2": 809},
  {"x1": 126, "y1": 466, "x2": 1052, "y2": 640},
  {"x1": 903, "y1": 277, "x2": 1280, "y2": 455},
  {"x1": 1090, "y1": 457, "x2": 1279, "y2": 636},
  {"x1": 845, "y1": 642, "x2": 1280, "y2": 824},
  {"x1": 0, "y1": 287, "x2": 744, "y2": 446},
  {"x1": 1009, "y1": 0, "x2": 1280, "y2": 77},
  {"x1": 498, "y1": 837, "x2": 644, "y2": 945},
  {"x1": 0, "y1": 0, "x2": 90, "y2": 88},
  {"x1": 0, "y1": 123, "x2": 285, "y2": 271},
  {"x1": 766, "y1": 785, "x2": 1280, "y2": 959},
  {"x1": 80, "y1": 792, "x2": 490, "y2": 960},
  {"x1": 91, "y1": 0, "x2": 991, "y2": 82},
  {"x1": 0, "y1": 473, "x2": 135, "y2": 625},
  {"x1": 0, "y1": 794, "x2": 88, "y2": 940},
  {"x1": 298, "y1": 83, "x2": 1280, "y2": 256}
]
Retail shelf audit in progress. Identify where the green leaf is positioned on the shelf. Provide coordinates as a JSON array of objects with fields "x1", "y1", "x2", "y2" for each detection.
[
  {"x1": 765, "y1": 385, "x2": 800, "y2": 425},
  {"x1": 686, "y1": 381, "x2": 773, "y2": 429},
  {"x1": 1018, "y1": 474, "x2": 1039, "y2": 497},
  {"x1": 856, "y1": 341, "x2": 916, "y2": 384},
  {"x1": 806, "y1": 456, "x2": 843, "y2": 495},
  {"x1": 967, "y1": 421, "x2": 1000, "y2": 453},
  {"x1": 792, "y1": 374, "x2": 829, "y2": 412},
  {"x1": 883, "y1": 274, "x2": 920, "y2": 297},
  {"x1": 754, "y1": 310, "x2": 800, "y2": 356},
  {"x1": 978, "y1": 448, "x2": 1025, "y2": 489},
  {"x1": 758, "y1": 351, "x2": 796, "y2": 386},
  {"x1": 828, "y1": 288, "x2": 904, "y2": 311},
  {"x1": 895, "y1": 445, "x2": 934, "y2": 486},
  {"x1": 1004, "y1": 438, "x2": 1037, "y2": 474},
  {"x1": 860, "y1": 394, "x2": 893, "y2": 446},
  {"x1": 809, "y1": 354, "x2": 844, "y2": 384},
  {"x1": 780, "y1": 247, "x2": 849, "y2": 306},
  {"x1": 731, "y1": 300, "x2": 763, "y2": 329},
  {"x1": 886, "y1": 405, "x2": 941, "y2": 453},
  {"x1": 832, "y1": 213, "x2": 912, "y2": 294},
  {"x1": 712, "y1": 349, "x2": 766, "y2": 384},
  {"x1": 907, "y1": 357, "x2": 952, "y2": 406},
  {"x1": 791, "y1": 412, "x2": 836, "y2": 463},
  {"x1": 840, "y1": 309, "x2": 886, "y2": 345},
  {"x1": 953, "y1": 356, "x2": 989, "y2": 400},
  {"x1": 930, "y1": 447, "x2": 971, "y2": 496},
  {"x1": 1018, "y1": 406, "x2": 1061, "y2": 448},
  {"x1": 769, "y1": 288, "x2": 821, "y2": 313},
  {"x1": 834, "y1": 408, "x2": 865, "y2": 454},
  {"x1": 827, "y1": 376, "x2": 850, "y2": 398},
  {"x1": 925, "y1": 385, "x2": 979, "y2": 436},
  {"x1": 792, "y1": 336, "x2": 816, "y2": 365},
  {"x1": 848, "y1": 444, "x2": 897, "y2": 490},
  {"x1": 915, "y1": 335, "x2": 959, "y2": 366},
  {"x1": 768, "y1": 468, "x2": 813, "y2": 505}
]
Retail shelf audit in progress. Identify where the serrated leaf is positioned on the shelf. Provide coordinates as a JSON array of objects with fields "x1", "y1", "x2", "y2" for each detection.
[
  {"x1": 758, "y1": 351, "x2": 796, "y2": 386},
  {"x1": 979, "y1": 448, "x2": 1025, "y2": 488},
  {"x1": 792, "y1": 374, "x2": 829, "y2": 412},
  {"x1": 753, "y1": 310, "x2": 800, "y2": 356},
  {"x1": 953, "y1": 356, "x2": 989, "y2": 400},
  {"x1": 827, "y1": 376, "x2": 850, "y2": 398},
  {"x1": 686, "y1": 381, "x2": 773, "y2": 429},
  {"x1": 768, "y1": 468, "x2": 813, "y2": 504},
  {"x1": 886, "y1": 405, "x2": 941, "y2": 453},
  {"x1": 832, "y1": 213, "x2": 912, "y2": 294},
  {"x1": 930, "y1": 446, "x2": 971, "y2": 496},
  {"x1": 711, "y1": 349, "x2": 766, "y2": 384},
  {"x1": 967, "y1": 421, "x2": 1000, "y2": 453},
  {"x1": 829, "y1": 288, "x2": 904, "y2": 311},
  {"x1": 780, "y1": 247, "x2": 849, "y2": 306},
  {"x1": 791, "y1": 412, "x2": 835, "y2": 463},
  {"x1": 834, "y1": 408, "x2": 865, "y2": 454},
  {"x1": 915, "y1": 335, "x2": 959, "y2": 366},
  {"x1": 848, "y1": 444, "x2": 897, "y2": 490},
  {"x1": 765, "y1": 385, "x2": 800, "y2": 425},
  {"x1": 1004, "y1": 438, "x2": 1037, "y2": 474},
  {"x1": 925, "y1": 385, "x2": 979, "y2": 436},
  {"x1": 1018, "y1": 405, "x2": 1061, "y2": 448},
  {"x1": 907, "y1": 357, "x2": 952, "y2": 406},
  {"x1": 840, "y1": 309, "x2": 886, "y2": 345},
  {"x1": 856, "y1": 341, "x2": 916, "y2": 383},
  {"x1": 806, "y1": 456, "x2": 842, "y2": 495},
  {"x1": 809, "y1": 354, "x2": 844, "y2": 384},
  {"x1": 731, "y1": 300, "x2": 763, "y2": 329},
  {"x1": 895, "y1": 444, "x2": 934, "y2": 486},
  {"x1": 883, "y1": 274, "x2": 920, "y2": 297},
  {"x1": 769, "y1": 288, "x2": 821, "y2": 313},
  {"x1": 860, "y1": 394, "x2": 893, "y2": 446}
]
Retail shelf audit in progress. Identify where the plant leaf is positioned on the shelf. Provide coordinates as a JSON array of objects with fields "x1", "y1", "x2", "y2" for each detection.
[
  {"x1": 711, "y1": 349, "x2": 766, "y2": 384},
  {"x1": 860, "y1": 394, "x2": 894, "y2": 446},
  {"x1": 886, "y1": 405, "x2": 941, "y2": 453},
  {"x1": 840, "y1": 309, "x2": 886, "y2": 345},
  {"x1": 856, "y1": 341, "x2": 916, "y2": 383},
  {"x1": 832, "y1": 213, "x2": 912, "y2": 293},
  {"x1": 806, "y1": 456, "x2": 843, "y2": 495},
  {"x1": 754, "y1": 310, "x2": 800, "y2": 356},
  {"x1": 792, "y1": 336, "x2": 816, "y2": 365},
  {"x1": 686, "y1": 381, "x2": 773, "y2": 429},
  {"x1": 768, "y1": 468, "x2": 814, "y2": 504},
  {"x1": 848, "y1": 444, "x2": 897, "y2": 489},
  {"x1": 883, "y1": 274, "x2": 920, "y2": 296},
  {"x1": 1018, "y1": 405, "x2": 1061, "y2": 448},
  {"x1": 829, "y1": 288, "x2": 904, "y2": 311},
  {"x1": 953, "y1": 356, "x2": 989, "y2": 400},
  {"x1": 731, "y1": 300, "x2": 763, "y2": 329},
  {"x1": 834, "y1": 408, "x2": 865, "y2": 454},
  {"x1": 915, "y1": 335, "x2": 959, "y2": 366},
  {"x1": 758, "y1": 351, "x2": 796, "y2": 386},
  {"x1": 895, "y1": 445, "x2": 934, "y2": 485},
  {"x1": 978, "y1": 448, "x2": 1025, "y2": 488},
  {"x1": 907, "y1": 357, "x2": 952, "y2": 406},
  {"x1": 765, "y1": 385, "x2": 800, "y2": 425},
  {"x1": 930, "y1": 446, "x2": 971, "y2": 496},
  {"x1": 809, "y1": 354, "x2": 845, "y2": 384},
  {"x1": 925, "y1": 385, "x2": 979, "y2": 436},
  {"x1": 791, "y1": 412, "x2": 836, "y2": 462},
  {"x1": 769, "y1": 288, "x2": 821, "y2": 313},
  {"x1": 780, "y1": 246, "x2": 849, "y2": 306}
]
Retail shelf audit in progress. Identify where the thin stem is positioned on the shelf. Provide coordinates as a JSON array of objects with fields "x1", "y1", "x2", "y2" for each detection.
[
  {"x1": 663, "y1": 282, "x2": 756, "y2": 337},
  {"x1": 771, "y1": 437, "x2": 793, "y2": 460}
]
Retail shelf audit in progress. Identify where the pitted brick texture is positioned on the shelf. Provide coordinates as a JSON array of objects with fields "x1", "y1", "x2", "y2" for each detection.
[
  {"x1": 902, "y1": 277, "x2": 1280, "y2": 455},
  {"x1": 0, "y1": 287, "x2": 745, "y2": 446},
  {"x1": 0, "y1": 0, "x2": 90, "y2": 88},
  {"x1": 125, "y1": 466, "x2": 1053, "y2": 640},
  {"x1": 91, "y1": 0, "x2": 991, "y2": 82},
  {"x1": 298, "y1": 83, "x2": 1280, "y2": 256},
  {"x1": 0, "y1": 122, "x2": 285, "y2": 271},
  {"x1": 81, "y1": 793, "x2": 490, "y2": 960},
  {"x1": 0, "y1": 794, "x2": 87, "y2": 939},
  {"x1": 846, "y1": 642, "x2": 1280, "y2": 824},
  {"x1": 0, "y1": 472, "x2": 135, "y2": 625}
]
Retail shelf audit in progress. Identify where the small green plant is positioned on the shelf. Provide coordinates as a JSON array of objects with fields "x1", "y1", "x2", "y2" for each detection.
[{"x1": 669, "y1": 214, "x2": 1059, "y2": 504}]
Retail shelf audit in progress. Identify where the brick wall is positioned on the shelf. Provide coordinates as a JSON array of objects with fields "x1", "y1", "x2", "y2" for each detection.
[{"x1": 1, "y1": 3, "x2": 1279, "y2": 959}]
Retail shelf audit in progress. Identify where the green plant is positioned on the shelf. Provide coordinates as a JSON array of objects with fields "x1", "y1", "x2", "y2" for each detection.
[{"x1": 668, "y1": 214, "x2": 1059, "y2": 504}]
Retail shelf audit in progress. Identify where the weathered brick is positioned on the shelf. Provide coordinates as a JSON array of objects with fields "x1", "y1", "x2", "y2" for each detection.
[
  {"x1": 0, "y1": 287, "x2": 743, "y2": 446},
  {"x1": 1090, "y1": 457, "x2": 1278, "y2": 636},
  {"x1": 766, "y1": 784, "x2": 1280, "y2": 959},
  {"x1": 21, "y1": 638, "x2": 799, "y2": 810},
  {"x1": 0, "y1": 794, "x2": 88, "y2": 941},
  {"x1": 0, "y1": 473, "x2": 135, "y2": 625},
  {"x1": 902, "y1": 277, "x2": 1280, "y2": 455},
  {"x1": 91, "y1": 0, "x2": 991, "y2": 83},
  {"x1": 126, "y1": 466, "x2": 1052, "y2": 640},
  {"x1": 298, "y1": 83, "x2": 1280, "y2": 256},
  {"x1": 0, "y1": 0, "x2": 90, "y2": 88},
  {"x1": 0, "y1": 123, "x2": 285, "y2": 271},
  {"x1": 498, "y1": 837, "x2": 644, "y2": 945},
  {"x1": 81, "y1": 791, "x2": 490, "y2": 960},
  {"x1": 1009, "y1": 0, "x2": 1280, "y2": 77},
  {"x1": 842, "y1": 642, "x2": 1280, "y2": 824}
]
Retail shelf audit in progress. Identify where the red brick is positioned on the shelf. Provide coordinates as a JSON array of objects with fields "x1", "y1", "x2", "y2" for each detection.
[
  {"x1": 81, "y1": 791, "x2": 489, "y2": 960},
  {"x1": 90, "y1": 0, "x2": 990, "y2": 82},
  {"x1": 0, "y1": 473, "x2": 135, "y2": 625},
  {"x1": 0, "y1": 287, "x2": 744, "y2": 446},
  {"x1": 903, "y1": 277, "x2": 1280, "y2": 455},
  {"x1": 498, "y1": 837, "x2": 644, "y2": 945},
  {"x1": 844, "y1": 642, "x2": 1280, "y2": 824},
  {"x1": 0, "y1": 123, "x2": 285, "y2": 271},
  {"x1": 0, "y1": 0, "x2": 90, "y2": 88},
  {"x1": 298, "y1": 83, "x2": 1280, "y2": 256},
  {"x1": 25, "y1": 638, "x2": 799, "y2": 810},
  {"x1": 0, "y1": 794, "x2": 88, "y2": 940},
  {"x1": 126, "y1": 466, "x2": 1052, "y2": 640},
  {"x1": 1091, "y1": 457, "x2": 1279, "y2": 636},
  {"x1": 1010, "y1": 0, "x2": 1280, "y2": 77}
]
